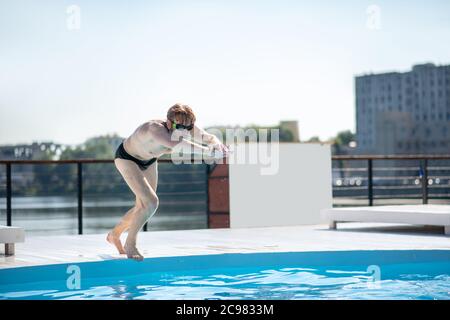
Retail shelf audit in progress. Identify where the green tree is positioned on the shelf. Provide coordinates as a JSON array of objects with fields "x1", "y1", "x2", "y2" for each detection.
[
  {"x1": 30, "y1": 134, "x2": 123, "y2": 196},
  {"x1": 334, "y1": 130, "x2": 355, "y2": 147},
  {"x1": 306, "y1": 136, "x2": 322, "y2": 143},
  {"x1": 60, "y1": 136, "x2": 117, "y2": 160}
]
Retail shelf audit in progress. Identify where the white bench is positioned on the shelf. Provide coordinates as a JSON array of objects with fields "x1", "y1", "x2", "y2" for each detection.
[
  {"x1": 0, "y1": 226, "x2": 25, "y2": 255},
  {"x1": 321, "y1": 205, "x2": 450, "y2": 235}
]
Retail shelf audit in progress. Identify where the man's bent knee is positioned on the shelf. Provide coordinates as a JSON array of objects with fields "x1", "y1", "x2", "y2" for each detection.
[{"x1": 137, "y1": 195, "x2": 159, "y2": 212}]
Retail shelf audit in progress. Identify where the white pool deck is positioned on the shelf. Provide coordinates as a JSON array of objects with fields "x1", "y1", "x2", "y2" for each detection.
[{"x1": 1, "y1": 222, "x2": 450, "y2": 270}]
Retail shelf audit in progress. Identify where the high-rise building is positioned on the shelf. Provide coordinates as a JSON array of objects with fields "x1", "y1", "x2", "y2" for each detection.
[{"x1": 355, "y1": 63, "x2": 450, "y2": 154}]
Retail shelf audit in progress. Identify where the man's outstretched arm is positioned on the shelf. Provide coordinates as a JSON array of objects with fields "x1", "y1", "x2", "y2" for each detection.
[
  {"x1": 154, "y1": 130, "x2": 210, "y2": 156},
  {"x1": 191, "y1": 125, "x2": 229, "y2": 155},
  {"x1": 191, "y1": 125, "x2": 220, "y2": 145}
]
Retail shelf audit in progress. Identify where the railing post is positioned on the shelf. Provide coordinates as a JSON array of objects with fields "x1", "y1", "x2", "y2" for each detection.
[
  {"x1": 368, "y1": 159, "x2": 373, "y2": 206},
  {"x1": 6, "y1": 163, "x2": 12, "y2": 226},
  {"x1": 77, "y1": 162, "x2": 83, "y2": 235},
  {"x1": 421, "y1": 159, "x2": 428, "y2": 204}
]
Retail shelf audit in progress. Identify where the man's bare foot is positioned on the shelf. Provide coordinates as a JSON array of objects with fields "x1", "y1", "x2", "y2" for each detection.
[
  {"x1": 124, "y1": 243, "x2": 144, "y2": 261},
  {"x1": 107, "y1": 232, "x2": 126, "y2": 255}
]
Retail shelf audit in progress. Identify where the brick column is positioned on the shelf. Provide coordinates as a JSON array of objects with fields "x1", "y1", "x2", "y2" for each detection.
[{"x1": 207, "y1": 163, "x2": 230, "y2": 228}]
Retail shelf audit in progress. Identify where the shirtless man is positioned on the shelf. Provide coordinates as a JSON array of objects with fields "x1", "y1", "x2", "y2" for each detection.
[{"x1": 108, "y1": 104, "x2": 229, "y2": 260}]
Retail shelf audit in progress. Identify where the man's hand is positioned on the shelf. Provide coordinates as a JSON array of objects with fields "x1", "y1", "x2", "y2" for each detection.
[{"x1": 208, "y1": 142, "x2": 230, "y2": 158}]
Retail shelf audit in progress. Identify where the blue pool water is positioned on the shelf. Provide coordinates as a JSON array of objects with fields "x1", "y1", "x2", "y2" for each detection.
[{"x1": 0, "y1": 250, "x2": 449, "y2": 300}]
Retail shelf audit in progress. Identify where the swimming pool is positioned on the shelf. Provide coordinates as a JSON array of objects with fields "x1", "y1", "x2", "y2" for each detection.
[{"x1": 0, "y1": 250, "x2": 449, "y2": 300}]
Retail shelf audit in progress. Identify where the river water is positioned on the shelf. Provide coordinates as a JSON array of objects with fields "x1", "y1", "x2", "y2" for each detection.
[{"x1": 0, "y1": 196, "x2": 207, "y2": 236}]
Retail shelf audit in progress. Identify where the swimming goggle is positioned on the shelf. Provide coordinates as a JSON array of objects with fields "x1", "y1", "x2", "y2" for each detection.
[{"x1": 172, "y1": 122, "x2": 194, "y2": 131}]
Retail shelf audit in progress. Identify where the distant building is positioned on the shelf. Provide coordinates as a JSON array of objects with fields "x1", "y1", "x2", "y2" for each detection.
[
  {"x1": 355, "y1": 63, "x2": 450, "y2": 154},
  {"x1": 0, "y1": 142, "x2": 63, "y2": 188},
  {"x1": 0, "y1": 142, "x2": 63, "y2": 160}
]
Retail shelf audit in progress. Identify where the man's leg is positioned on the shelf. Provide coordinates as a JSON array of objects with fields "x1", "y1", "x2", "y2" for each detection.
[
  {"x1": 124, "y1": 162, "x2": 159, "y2": 260},
  {"x1": 107, "y1": 204, "x2": 137, "y2": 254},
  {"x1": 114, "y1": 159, "x2": 159, "y2": 261},
  {"x1": 124, "y1": 193, "x2": 158, "y2": 260},
  {"x1": 142, "y1": 160, "x2": 158, "y2": 230}
]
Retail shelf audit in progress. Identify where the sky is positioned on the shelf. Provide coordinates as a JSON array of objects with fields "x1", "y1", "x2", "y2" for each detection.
[{"x1": 1, "y1": 0, "x2": 450, "y2": 145}]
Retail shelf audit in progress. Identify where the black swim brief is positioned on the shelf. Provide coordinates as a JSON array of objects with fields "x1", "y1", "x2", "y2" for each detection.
[{"x1": 114, "y1": 142, "x2": 157, "y2": 170}]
